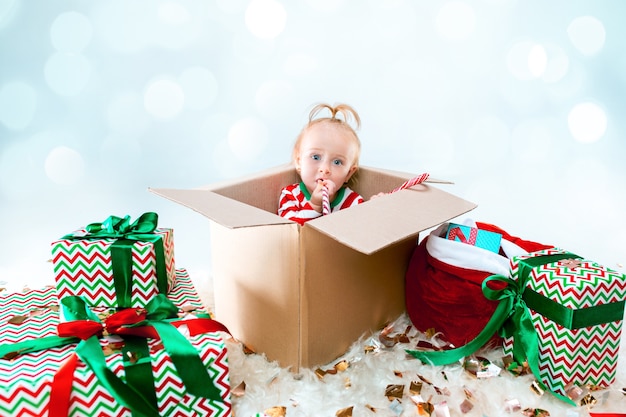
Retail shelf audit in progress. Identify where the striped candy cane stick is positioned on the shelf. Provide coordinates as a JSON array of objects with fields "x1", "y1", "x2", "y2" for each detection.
[
  {"x1": 391, "y1": 172, "x2": 430, "y2": 193},
  {"x1": 321, "y1": 185, "x2": 331, "y2": 215}
]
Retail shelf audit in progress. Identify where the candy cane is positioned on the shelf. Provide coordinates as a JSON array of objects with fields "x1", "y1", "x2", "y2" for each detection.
[
  {"x1": 321, "y1": 185, "x2": 331, "y2": 215},
  {"x1": 390, "y1": 172, "x2": 430, "y2": 193}
]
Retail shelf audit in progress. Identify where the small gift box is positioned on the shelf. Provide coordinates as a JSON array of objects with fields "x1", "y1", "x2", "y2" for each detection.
[
  {"x1": 0, "y1": 269, "x2": 232, "y2": 417},
  {"x1": 503, "y1": 248, "x2": 626, "y2": 397},
  {"x1": 445, "y1": 223, "x2": 502, "y2": 253},
  {"x1": 51, "y1": 212, "x2": 176, "y2": 308}
]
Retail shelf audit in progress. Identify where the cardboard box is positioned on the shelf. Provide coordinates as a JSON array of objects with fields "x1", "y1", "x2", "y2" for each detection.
[
  {"x1": 503, "y1": 248, "x2": 626, "y2": 396},
  {"x1": 150, "y1": 164, "x2": 476, "y2": 371},
  {"x1": 0, "y1": 269, "x2": 232, "y2": 416}
]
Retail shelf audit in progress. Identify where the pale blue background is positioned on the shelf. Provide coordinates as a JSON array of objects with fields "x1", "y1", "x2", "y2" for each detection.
[{"x1": 1, "y1": 0, "x2": 625, "y2": 289}]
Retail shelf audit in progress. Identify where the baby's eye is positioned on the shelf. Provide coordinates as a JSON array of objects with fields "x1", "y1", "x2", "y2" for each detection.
[
  {"x1": 311, "y1": 154, "x2": 321, "y2": 161},
  {"x1": 332, "y1": 159, "x2": 343, "y2": 166}
]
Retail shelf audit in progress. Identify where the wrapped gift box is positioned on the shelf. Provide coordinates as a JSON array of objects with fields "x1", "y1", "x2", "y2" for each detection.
[
  {"x1": 503, "y1": 248, "x2": 626, "y2": 396},
  {"x1": 445, "y1": 222, "x2": 502, "y2": 253},
  {"x1": 0, "y1": 269, "x2": 231, "y2": 417},
  {"x1": 51, "y1": 213, "x2": 176, "y2": 308}
]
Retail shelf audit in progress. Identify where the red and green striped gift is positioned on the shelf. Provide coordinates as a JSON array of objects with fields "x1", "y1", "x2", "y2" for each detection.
[
  {"x1": 52, "y1": 212, "x2": 176, "y2": 308},
  {"x1": 503, "y1": 248, "x2": 626, "y2": 397},
  {"x1": 0, "y1": 269, "x2": 232, "y2": 417}
]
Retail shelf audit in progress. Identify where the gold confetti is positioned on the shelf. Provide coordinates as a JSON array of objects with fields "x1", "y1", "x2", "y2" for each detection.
[
  {"x1": 334, "y1": 360, "x2": 349, "y2": 372},
  {"x1": 7, "y1": 315, "x2": 28, "y2": 325},
  {"x1": 394, "y1": 370, "x2": 403, "y2": 378},
  {"x1": 242, "y1": 342, "x2": 256, "y2": 355},
  {"x1": 522, "y1": 408, "x2": 550, "y2": 417},
  {"x1": 344, "y1": 377, "x2": 351, "y2": 388},
  {"x1": 459, "y1": 399, "x2": 473, "y2": 413},
  {"x1": 559, "y1": 259, "x2": 582, "y2": 269},
  {"x1": 580, "y1": 394, "x2": 597, "y2": 407},
  {"x1": 335, "y1": 406, "x2": 353, "y2": 417},
  {"x1": 379, "y1": 323, "x2": 412, "y2": 347},
  {"x1": 530, "y1": 380, "x2": 545, "y2": 396},
  {"x1": 2, "y1": 351, "x2": 20, "y2": 360},
  {"x1": 417, "y1": 400, "x2": 434, "y2": 416},
  {"x1": 364, "y1": 345, "x2": 377, "y2": 354},
  {"x1": 315, "y1": 360, "x2": 350, "y2": 379},
  {"x1": 410, "y1": 381, "x2": 423, "y2": 395},
  {"x1": 502, "y1": 355, "x2": 530, "y2": 376},
  {"x1": 564, "y1": 382, "x2": 587, "y2": 402},
  {"x1": 231, "y1": 381, "x2": 246, "y2": 397},
  {"x1": 264, "y1": 406, "x2": 287, "y2": 417},
  {"x1": 385, "y1": 384, "x2": 404, "y2": 400},
  {"x1": 126, "y1": 351, "x2": 139, "y2": 364}
]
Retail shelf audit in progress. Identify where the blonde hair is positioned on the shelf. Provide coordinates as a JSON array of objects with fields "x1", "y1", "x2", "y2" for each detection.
[{"x1": 292, "y1": 103, "x2": 362, "y2": 169}]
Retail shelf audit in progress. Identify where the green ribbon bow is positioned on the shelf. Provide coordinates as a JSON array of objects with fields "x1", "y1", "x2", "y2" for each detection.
[
  {"x1": 0, "y1": 294, "x2": 228, "y2": 417},
  {"x1": 63, "y1": 212, "x2": 168, "y2": 307},
  {"x1": 405, "y1": 251, "x2": 617, "y2": 405}
]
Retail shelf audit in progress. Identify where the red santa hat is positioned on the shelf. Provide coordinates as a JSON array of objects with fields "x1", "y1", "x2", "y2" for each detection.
[{"x1": 405, "y1": 219, "x2": 552, "y2": 348}]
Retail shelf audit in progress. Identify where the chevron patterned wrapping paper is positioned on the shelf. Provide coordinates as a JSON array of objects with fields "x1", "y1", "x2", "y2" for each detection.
[
  {"x1": 0, "y1": 269, "x2": 232, "y2": 417},
  {"x1": 503, "y1": 248, "x2": 626, "y2": 397},
  {"x1": 51, "y1": 227, "x2": 176, "y2": 308}
]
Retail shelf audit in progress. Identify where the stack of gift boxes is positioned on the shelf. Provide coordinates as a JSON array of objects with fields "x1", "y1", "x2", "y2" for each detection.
[{"x1": 0, "y1": 213, "x2": 232, "y2": 416}]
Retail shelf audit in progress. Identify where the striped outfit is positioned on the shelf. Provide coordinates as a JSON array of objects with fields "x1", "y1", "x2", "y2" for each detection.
[{"x1": 278, "y1": 182, "x2": 364, "y2": 225}]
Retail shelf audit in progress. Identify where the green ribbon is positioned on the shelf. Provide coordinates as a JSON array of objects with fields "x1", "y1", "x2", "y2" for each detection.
[
  {"x1": 406, "y1": 250, "x2": 625, "y2": 405},
  {"x1": 0, "y1": 294, "x2": 225, "y2": 416},
  {"x1": 63, "y1": 212, "x2": 168, "y2": 307}
]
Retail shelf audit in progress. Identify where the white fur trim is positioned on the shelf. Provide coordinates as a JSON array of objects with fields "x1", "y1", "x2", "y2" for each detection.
[{"x1": 425, "y1": 222, "x2": 526, "y2": 276}]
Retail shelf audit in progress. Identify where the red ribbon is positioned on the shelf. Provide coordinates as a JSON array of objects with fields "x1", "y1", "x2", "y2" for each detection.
[
  {"x1": 58, "y1": 308, "x2": 230, "y2": 344},
  {"x1": 590, "y1": 414, "x2": 626, "y2": 417},
  {"x1": 50, "y1": 303, "x2": 230, "y2": 416},
  {"x1": 447, "y1": 226, "x2": 478, "y2": 245},
  {"x1": 50, "y1": 354, "x2": 79, "y2": 417}
]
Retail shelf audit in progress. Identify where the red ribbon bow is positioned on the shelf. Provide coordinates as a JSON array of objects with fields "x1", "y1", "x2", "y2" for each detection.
[{"x1": 57, "y1": 307, "x2": 161, "y2": 341}]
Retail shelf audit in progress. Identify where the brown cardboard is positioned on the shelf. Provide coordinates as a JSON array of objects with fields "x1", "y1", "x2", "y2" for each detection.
[{"x1": 150, "y1": 163, "x2": 476, "y2": 371}]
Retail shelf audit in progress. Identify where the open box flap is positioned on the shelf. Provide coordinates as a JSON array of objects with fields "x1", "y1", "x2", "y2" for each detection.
[
  {"x1": 149, "y1": 164, "x2": 473, "y2": 235},
  {"x1": 148, "y1": 187, "x2": 293, "y2": 228},
  {"x1": 305, "y1": 184, "x2": 477, "y2": 255}
]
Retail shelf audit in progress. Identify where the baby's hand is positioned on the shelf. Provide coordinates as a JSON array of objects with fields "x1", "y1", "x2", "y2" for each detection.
[
  {"x1": 312, "y1": 179, "x2": 337, "y2": 207},
  {"x1": 319, "y1": 179, "x2": 338, "y2": 197}
]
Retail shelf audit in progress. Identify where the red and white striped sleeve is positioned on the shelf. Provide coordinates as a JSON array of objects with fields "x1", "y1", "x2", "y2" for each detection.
[{"x1": 278, "y1": 183, "x2": 322, "y2": 225}]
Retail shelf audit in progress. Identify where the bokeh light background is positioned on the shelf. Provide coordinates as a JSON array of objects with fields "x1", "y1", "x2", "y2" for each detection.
[{"x1": 1, "y1": 0, "x2": 625, "y2": 289}]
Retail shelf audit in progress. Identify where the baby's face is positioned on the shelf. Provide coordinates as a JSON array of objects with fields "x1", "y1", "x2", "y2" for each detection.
[{"x1": 295, "y1": 123, "x2": 358, "y2": 193}]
